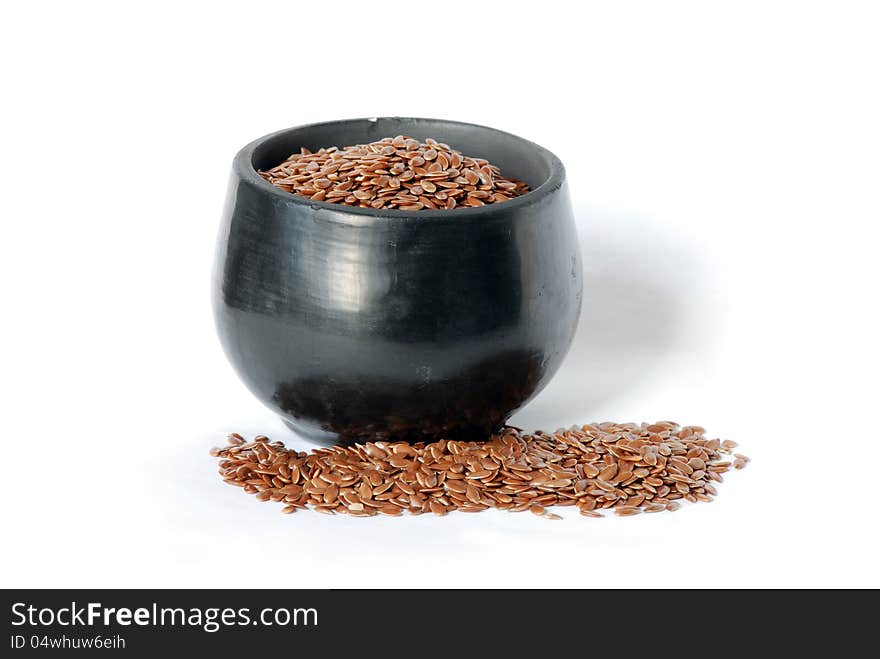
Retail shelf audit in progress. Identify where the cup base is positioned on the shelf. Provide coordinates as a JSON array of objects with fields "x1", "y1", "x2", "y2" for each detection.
[{"x1": 281, "y1": 418, "x2": 342, "y2": 446}]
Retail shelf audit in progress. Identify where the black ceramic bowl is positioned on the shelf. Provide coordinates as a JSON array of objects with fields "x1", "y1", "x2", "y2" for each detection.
[{"x1": 213, "y1": 118, "x2": 582, "y2": 444}]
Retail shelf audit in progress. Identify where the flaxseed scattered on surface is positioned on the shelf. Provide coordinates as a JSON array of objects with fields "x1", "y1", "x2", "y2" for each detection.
[
  {"x1": 258, "y1": 136, "x2": 530, "y2": 210},
  {"x1": 211, "y1": 422, "x2": 748, "y2": 519}
]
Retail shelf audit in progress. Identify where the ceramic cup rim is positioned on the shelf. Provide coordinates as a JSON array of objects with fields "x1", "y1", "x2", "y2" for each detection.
[{"x1": 233, "y1": 117, "x2": 566, "y2": 225}]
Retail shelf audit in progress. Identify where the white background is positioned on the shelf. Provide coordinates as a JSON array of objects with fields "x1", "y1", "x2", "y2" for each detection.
[{"x1": 2, "y1": 1, "x2": 878, "y2": 589}]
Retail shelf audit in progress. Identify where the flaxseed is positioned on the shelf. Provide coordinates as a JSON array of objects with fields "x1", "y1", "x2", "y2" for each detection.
[
  {"x1": 259, "y1": 136, "x2": 530, "y2": 210},
  {"x1": 212, "y1": 422, "x2": 748, "y2": 520}
]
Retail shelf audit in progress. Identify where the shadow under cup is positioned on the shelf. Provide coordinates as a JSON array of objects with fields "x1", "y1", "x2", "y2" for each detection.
[{"x1": 213, "y1": 118, "x2": 582, "y2": 444}]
